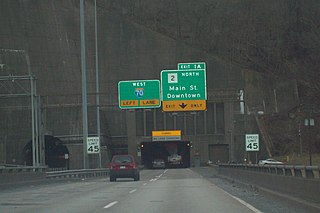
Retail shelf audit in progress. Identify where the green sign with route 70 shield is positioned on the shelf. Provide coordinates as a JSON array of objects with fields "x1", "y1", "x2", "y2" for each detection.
[{"x1": 118, "y1": 80, "x2": 161, "y2": 109}]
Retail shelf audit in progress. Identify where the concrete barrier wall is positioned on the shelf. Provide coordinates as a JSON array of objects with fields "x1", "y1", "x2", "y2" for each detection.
[
  {"x1": 0, "y1": 167, "x2": 47, "y2": 187},
  {"x1": 0, "y1": 167, "x2": 109, "y2": 189},
  {"x1": 218, "y1": 166, "x2": 320, "y2": 204}
]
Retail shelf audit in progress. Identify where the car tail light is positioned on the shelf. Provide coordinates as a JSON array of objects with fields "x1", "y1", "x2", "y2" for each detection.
[
  {"x1": 129, "y1": 163, "x2": 137, "y2": 169},
  {"x1": 110, "y1": 163, "x2": 116, "y2": 170}
]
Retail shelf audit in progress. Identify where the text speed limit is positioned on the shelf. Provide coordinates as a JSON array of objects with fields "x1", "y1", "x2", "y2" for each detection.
[
  {"x1": 87, "y1": 137, "x2": 100, "y2": 154},
  {"x1": 245, "y1": 134, "x2": 259, "y2": 151}
]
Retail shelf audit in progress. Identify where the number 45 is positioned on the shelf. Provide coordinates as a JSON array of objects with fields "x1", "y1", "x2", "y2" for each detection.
[
  {"x1": 247, "y1": 142, "x2": 258, "y2": 150},
  {"x1": 88, "y1": 145, "x2": 99, "y2": 152}
]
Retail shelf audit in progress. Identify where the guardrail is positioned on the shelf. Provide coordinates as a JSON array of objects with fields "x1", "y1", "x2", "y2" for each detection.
[
  {"x1": 46, "y1": 168, "x2": 109, "y2": 179},
  {"x1": 0, "y1": 166, "x2": 47, "y2": 172},
  {"x1": 217, "y1": 163, "x2": 320, "y2": 207},
  {"x1": 218, "y1": 164, "x2": 320, "y2": 179}
]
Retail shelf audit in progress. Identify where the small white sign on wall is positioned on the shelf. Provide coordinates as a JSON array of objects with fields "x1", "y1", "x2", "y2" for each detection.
[
  {"x1": 245, "y1": 134, "x2": 259, "y2": 151},
  {"x1": 87, "y1": 137, "x2": 100, "y2": 154}
]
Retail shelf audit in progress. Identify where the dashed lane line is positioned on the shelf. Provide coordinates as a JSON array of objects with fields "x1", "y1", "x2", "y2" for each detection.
[
  {"x1": 104, "y1": 201, "x2": 118, "y2": 209},
  {"x1": 129, "y1": 189, "x2": 137, "y2": 194}
]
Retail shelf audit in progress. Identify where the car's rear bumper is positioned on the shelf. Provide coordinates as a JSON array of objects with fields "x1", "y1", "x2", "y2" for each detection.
[
  {"x1": 153, "y1": 164, "x2": 165, "y2": 168},
  {"x1": 110, "y1": 169, "x2": 139, "y2": 178},
  {"x1": 169, "y1": 161, "x2": 181, "y2": 165}
]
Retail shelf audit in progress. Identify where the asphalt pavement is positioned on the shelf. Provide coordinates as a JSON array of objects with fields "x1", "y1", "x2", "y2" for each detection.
[{"x1": 0, "y1": 167, "x2": 318, "y2": 213}]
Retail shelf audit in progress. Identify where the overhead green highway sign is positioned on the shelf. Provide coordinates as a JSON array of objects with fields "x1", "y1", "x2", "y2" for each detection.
[
  {"x1": 161, "y1": 69, "x2": 207, "y2": 111},
  {"x1": 118, "y1": 80, "x2": 161, "y2": 109}
]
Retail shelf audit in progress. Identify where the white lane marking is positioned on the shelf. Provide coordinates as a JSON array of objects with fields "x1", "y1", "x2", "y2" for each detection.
[
  {"x1": 143, "y1": 183, "x2": 147, "y2": 186},
  {"x1": 129, "y1": 189, "x2": 137, "y2": 194},
  {"x1": 104, "y1": 201, "x2": 118, "y2": 209},
  {"x1": 229, "y1": 193, "x2": 263, "y2": 213},
  {"x1": 150, "y1": 170, "x2": 168, "y2": 183},
  {"x1": 220, "y1": 189, "x2": 263, "y2": 213},
  {"x1": 156, "y1": 173, "x2": 164, "y2": 178},
  {"x1": 155, "y1": 170, "x2": 166, "y2": 179}
]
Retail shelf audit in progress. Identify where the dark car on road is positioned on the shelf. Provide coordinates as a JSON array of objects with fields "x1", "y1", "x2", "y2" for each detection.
[
  {"x1": 109, "y1": 155, "x2": 140, "y2": 182},
  {"x1": 152, "y1": 158, "x2": 165, "y2": 169}
]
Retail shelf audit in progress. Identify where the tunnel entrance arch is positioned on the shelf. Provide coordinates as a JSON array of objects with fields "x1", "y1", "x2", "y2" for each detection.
[
  {"x1": 140, "y1": 141, "x2": 191, "y2": 169},
  {"x1": 23, "y1": 135, "x2": 69, "y2": 169}
]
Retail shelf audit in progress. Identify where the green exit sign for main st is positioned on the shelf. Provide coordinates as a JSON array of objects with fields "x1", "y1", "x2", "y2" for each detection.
[
  {"x1": 118, "y1": 80, "x2": 161, "y2": 109},
  {"x1": 161, "y1": 68, "x2": 207, "y2": 111},
  {"x1": 161, "y1": 69, "x2": 206, "y2": 101}
]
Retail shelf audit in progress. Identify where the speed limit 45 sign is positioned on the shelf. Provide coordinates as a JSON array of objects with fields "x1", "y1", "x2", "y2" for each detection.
[
  {"x1": 87, "y1": 137, "x2": 100, "y2": 154},
  {"x1": 245, "y1": 134, "x2": 259, "y2": 151}
]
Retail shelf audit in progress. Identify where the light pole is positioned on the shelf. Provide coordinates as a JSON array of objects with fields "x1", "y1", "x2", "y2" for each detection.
[
  {"x1": 94, "y1": 0, "x2": 102, "y2": 168},
  {"x1": 304, "y1": 117, "x2": 315, "y2": 166},
  {"x1": 80, "y1": 0, "x2": 88, "y2": 169},
  {"x1": 298, "y1": 121, "x2": 302, "y2": 156}
]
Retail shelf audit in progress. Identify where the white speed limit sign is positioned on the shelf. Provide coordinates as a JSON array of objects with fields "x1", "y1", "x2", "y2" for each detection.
[
  {"x1": 245, "y1": 134, "x2": 259, "y2": 151},
  {"x1": 87, "y1": 137, "x2": 100, "y2": 154}
]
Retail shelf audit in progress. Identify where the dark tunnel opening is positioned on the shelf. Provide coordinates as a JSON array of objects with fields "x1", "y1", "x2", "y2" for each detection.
[
  {"x1": 23, "y1": 135, "x2": 69, "y2": 168},
  {"x1": 140, "y1": 141, "x2": 191, "y2": 169}
]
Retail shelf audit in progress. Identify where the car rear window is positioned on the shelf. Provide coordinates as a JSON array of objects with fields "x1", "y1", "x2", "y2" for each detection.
[{"x1": 113, "y1": 156, "x2": 133, "y2": 163}]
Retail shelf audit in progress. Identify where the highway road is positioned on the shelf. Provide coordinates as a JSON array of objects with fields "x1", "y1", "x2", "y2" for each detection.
[
  {"x1": 0, "y1": 168, "x2": 262, "y2": 213},
  {"x1": 1, "y1": 167, "x2": 317, "y2": 213}
]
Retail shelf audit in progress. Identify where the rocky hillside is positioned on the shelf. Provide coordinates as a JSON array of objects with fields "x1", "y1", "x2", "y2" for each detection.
[
  {"x1": 104, "y1": 0, "x2": 320, "y2": 107},
  {"x1": 102, "y1": 0, "x2": 320, "y2": 155}
]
